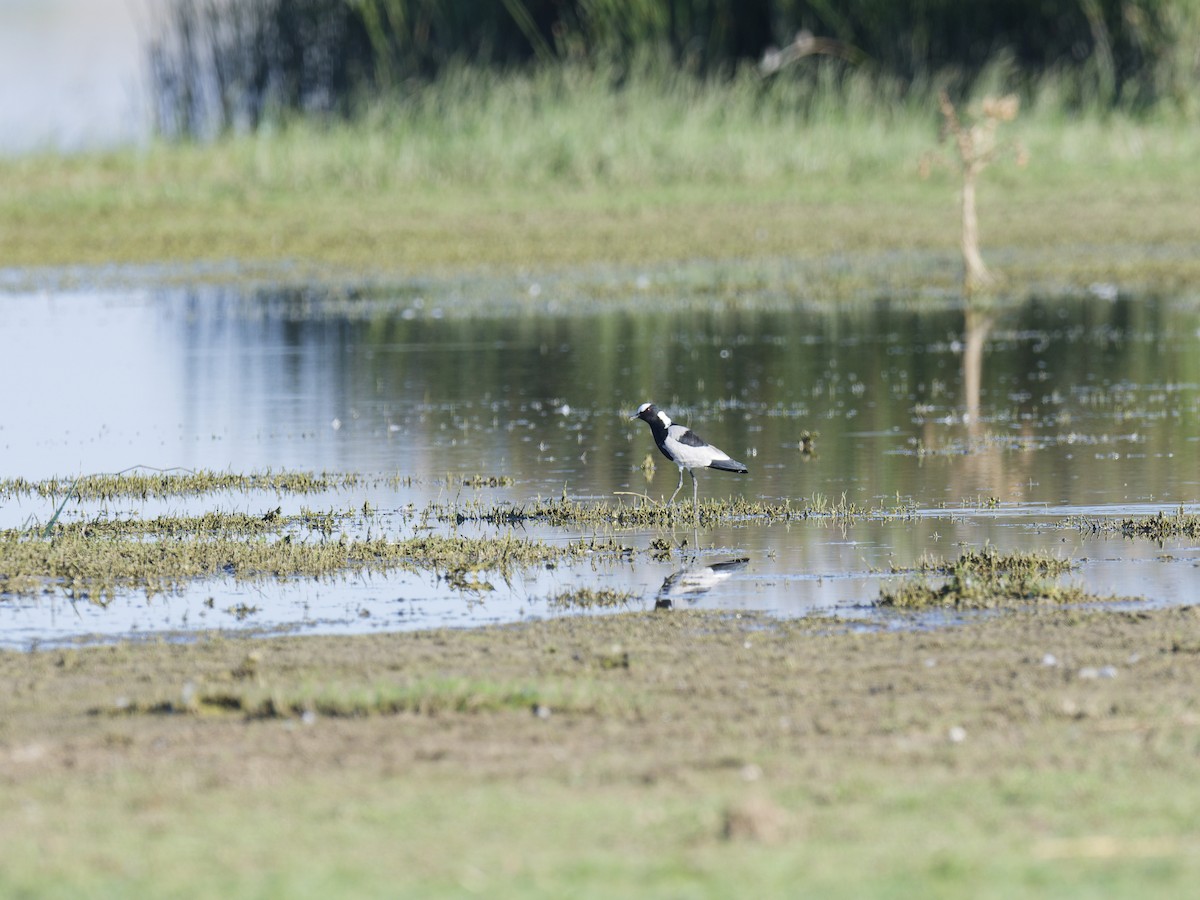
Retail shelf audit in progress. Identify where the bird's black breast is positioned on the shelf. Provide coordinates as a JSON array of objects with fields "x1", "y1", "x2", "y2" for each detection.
[{"x1": 644, "y1": 416, "x2": 670, "y2": 446}]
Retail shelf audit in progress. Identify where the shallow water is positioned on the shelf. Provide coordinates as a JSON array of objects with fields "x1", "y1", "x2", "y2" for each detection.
[{"x1": 2, "y1": 279, "x2": 1199, "y2": 647}]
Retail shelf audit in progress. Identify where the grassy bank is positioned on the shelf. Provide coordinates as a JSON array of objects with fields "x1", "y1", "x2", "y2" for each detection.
[
  {"x1": 3, "y1": 65, "x2": 1199, "y2": 293},
  {"x1": 2, "y1": 606, "x2": 1199, "y2": 895}
]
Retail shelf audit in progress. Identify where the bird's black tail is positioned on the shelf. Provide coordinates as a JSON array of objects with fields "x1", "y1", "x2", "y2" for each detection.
[{"x1": 708, "y1": 458, "x2": 749, "y2": 474}]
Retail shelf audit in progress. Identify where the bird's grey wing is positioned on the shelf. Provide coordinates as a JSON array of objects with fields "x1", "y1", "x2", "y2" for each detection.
[{"x1": 669, "y1": 425, "x2": 707, "y2": 447}]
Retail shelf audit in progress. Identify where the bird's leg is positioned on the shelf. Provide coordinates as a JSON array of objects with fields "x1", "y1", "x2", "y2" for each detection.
[
  {"x1": 691, "y1": 469, "x2": 699, "y2": 518},
  {"x1": 669, "y1": 467, "x2": 684, "y2": 504}
]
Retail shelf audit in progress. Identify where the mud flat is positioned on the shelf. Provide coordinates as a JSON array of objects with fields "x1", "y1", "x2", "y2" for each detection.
[{"x1": 2, "y1": 603, "x2": 1198, "y2": 895}]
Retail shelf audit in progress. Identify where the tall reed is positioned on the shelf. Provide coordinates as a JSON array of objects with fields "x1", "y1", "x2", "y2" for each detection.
[{"x1": 145, "y1": 0, "x2": 1200, "y2": 137}]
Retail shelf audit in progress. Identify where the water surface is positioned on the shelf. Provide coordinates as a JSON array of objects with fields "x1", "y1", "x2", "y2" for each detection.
[{"x1": 2, "y1": 279, "x2": 1198, "y2": 647}]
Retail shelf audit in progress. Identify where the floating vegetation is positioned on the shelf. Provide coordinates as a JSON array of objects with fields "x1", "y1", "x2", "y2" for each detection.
[
  {"x1": 1066, "y1": 507, "x2": 1200, "y2": 541},
  {"x1": 0, "y1": 519, "x2": 631, "y2": 602},
  {"x1": 547, "y1": 588, "x2": 637, "y2": 610},
  {"x1": 1120, "y1": 509, "x2": 1200, "y2": 540},
  {"x1": 0, "y1": 470, "x2": 364, "y2": 501},
  {"x1": 879, "y1": 547, "x2": 1085, "y2": 610},
  {"x1": 38, "y1": 508, "x2": 362, "y2": 540},
  {"x1": 435, "y1": 493, "x2": 890, "y2": 530},
  {"x1": 0, "y1": 469, "x2": 514, "y2": 502}
]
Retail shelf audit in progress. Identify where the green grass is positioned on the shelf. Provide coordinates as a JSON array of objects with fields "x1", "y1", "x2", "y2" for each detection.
[
  {"x1": 2, "y1": 765, "x2": 1197, "y2": 898},
  {"x1": 101, "y1": 675, "x2": 617, "y2": 719},
  {"x1": 2, "y1": 63, "x2": 1199, "y2": 290}
]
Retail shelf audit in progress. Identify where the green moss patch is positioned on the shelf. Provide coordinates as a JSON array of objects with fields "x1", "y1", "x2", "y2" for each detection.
[{"x1": 878, "y1": 547, "x2": 1091, "y2": 609}]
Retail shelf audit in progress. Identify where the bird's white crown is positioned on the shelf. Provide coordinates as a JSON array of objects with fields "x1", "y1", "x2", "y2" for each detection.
[{"x1": 634, "y1": 401, "x2": 672, "y2": 427}]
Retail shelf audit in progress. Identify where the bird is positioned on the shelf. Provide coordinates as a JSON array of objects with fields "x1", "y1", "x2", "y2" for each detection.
[
  {"x1": 630, "y1": 402, "x2": 748, "y2": 508},
  {"x1": 656, "y1": 557, "x2": 750, "y2": 610}
]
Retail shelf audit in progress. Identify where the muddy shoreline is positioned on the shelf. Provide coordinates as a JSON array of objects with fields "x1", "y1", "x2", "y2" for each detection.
[
  {"x1": 4, "y1": 591, "x2": 1200, "y2": 893},
  {"x1": 5, "y1": 604, "x2": 1194, "y2": 783}
]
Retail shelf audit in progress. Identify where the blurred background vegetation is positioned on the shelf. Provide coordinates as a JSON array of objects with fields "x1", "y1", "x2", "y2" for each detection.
[{"x1": 148, "y1": 0, "x2": 1200, "y2": 137}]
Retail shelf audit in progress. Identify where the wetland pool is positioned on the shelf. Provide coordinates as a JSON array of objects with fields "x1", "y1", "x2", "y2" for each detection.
[{"x1": 2, "y1": 274, "x2": 1200, "y2": 647}]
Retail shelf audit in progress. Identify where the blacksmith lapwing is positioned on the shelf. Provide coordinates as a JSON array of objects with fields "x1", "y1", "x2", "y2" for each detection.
[
  {"x1": 656, "y1": 557, "x2": 751, "y2": 609},
  {"x1": 631, "y1": 402, "x2": 748, "y2": 507}
]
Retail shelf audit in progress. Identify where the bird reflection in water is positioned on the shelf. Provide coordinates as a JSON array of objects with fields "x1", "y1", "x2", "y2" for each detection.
[{"x1": 655, "y1": 557, "x2": 750, "y2": 610}]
